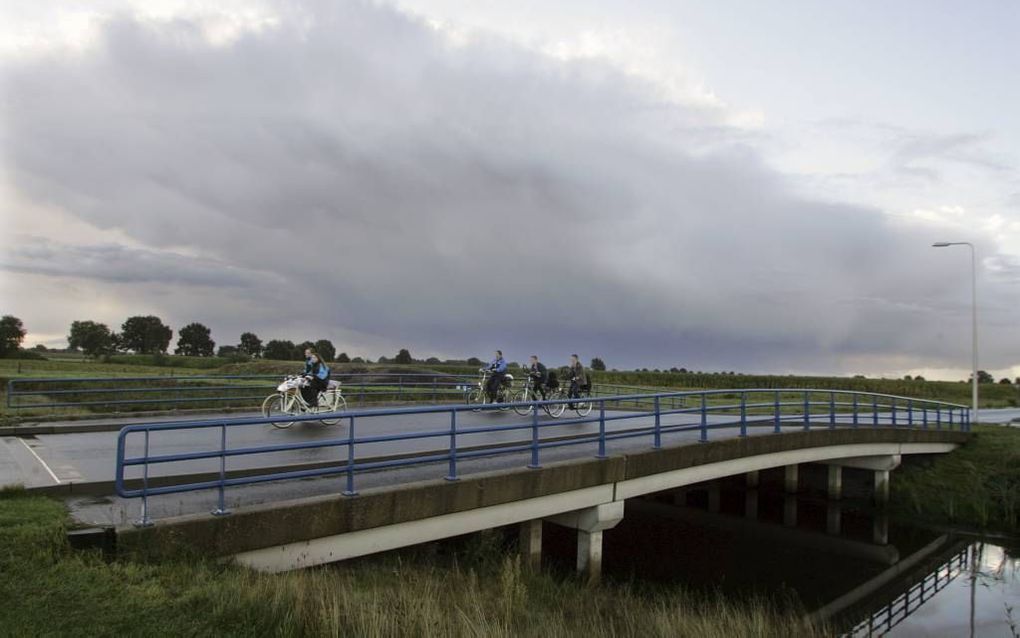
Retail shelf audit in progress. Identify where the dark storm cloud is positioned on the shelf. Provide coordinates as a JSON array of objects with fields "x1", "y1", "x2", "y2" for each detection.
[{"x1": 1, "y1": 0, "x2": 1016, "y2": 371}]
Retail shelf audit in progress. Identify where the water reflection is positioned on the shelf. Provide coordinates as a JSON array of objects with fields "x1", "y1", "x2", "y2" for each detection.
[{"x1": 562, "y1": 474, "x2": 1020, "y2": 637}]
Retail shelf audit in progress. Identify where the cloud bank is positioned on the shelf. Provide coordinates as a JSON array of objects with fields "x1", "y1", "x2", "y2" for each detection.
[{"x1": 1, "y1": 1, "x2": 1016, "y2": 374}]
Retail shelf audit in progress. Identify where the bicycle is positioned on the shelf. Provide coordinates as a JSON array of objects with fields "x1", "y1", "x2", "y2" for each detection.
[
  {"x1": 513, "y1": 373, "x2": 566, "y2": 417},
  {"x1": 466, "y1": 368, "x2": 514, "y2": 410},
  {"x1": 261, "y1": 375, "x2": 347, "y2": 428},
  {"x1": 567, "y1": 379, "x2": 594, "y2": 417}
]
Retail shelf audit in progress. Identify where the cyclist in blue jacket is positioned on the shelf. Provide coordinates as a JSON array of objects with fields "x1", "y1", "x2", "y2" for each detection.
[
  {"x1": 486, "y1": 350, "x2": 508, "y2": 402},
  {"x1": 301, "y1": 349, "x2": 330, "y2": 405}
]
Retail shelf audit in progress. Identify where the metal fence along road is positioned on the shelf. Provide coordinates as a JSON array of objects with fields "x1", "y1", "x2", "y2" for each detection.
[{"x1": 114, "y1": 388, "x2": 970, "y2": 526}]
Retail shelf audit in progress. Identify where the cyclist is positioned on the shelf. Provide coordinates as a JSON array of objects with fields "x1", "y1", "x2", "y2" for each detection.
[
  {"x1": 486, "y1": 350, "x2": 508, "y2": 402},
  {"x1": 527, "y1": 355, "x2": 549, "y2": 399},
  {"x1": 568, "y1": 354, "x2": 588, "y2": 409},
  {"x1": 301, "y1": 351, "x2": 330, "y2": 406}
]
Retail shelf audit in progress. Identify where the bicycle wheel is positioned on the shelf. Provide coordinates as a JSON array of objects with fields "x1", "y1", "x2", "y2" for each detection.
[
  {"x1": 574, "y1": 393, "x2": 593, "y2": 417},
  {"x1": 319, "y1": 393, "x2": 348, "y2": 425},
  {"x1": 544, "y1": 389, "x2": 566, "y2": 418},
  {"x1": 512, "y1": 388, "x2": 533, "y2": 416},
  {"x1": 262, "y1": 393, "x2": 295, "y2": 429},
  {"x1": 466, "y1": 388, "x2": 485, "y2": 410}
]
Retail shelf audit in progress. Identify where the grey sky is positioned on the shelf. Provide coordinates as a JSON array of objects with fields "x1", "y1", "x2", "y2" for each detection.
[{"x1": 0, "y1": 0, "x2": 1017, "y2": 378}]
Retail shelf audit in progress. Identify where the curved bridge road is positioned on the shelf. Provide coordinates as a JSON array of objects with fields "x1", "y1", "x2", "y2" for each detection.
[{"x1": 0, "y1": 404, "x2": 1005, "y2": 526}]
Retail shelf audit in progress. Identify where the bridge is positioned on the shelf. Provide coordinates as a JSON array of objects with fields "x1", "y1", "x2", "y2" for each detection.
[{"x1": 1, "y1": 378, "x2": 972, "y2": 582}]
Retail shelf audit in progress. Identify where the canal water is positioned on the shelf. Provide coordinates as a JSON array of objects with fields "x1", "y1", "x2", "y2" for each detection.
[{"x1": 541, "y1": 466, "x2": 1019, "y2": 636}]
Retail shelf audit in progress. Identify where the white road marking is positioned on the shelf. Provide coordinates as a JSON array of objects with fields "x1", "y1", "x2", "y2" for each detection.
[{"x1": 18, "y1": 438, "x2": 61, "y2": 485}]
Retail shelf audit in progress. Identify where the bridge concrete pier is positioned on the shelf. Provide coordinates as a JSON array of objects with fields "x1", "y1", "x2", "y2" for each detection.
[
  {"x1": 874, "y1": 469, "x2": 890, "y2": 506},
  {"x1": 784, "y1": 495, "x2": 798, "y2": 527},
  {"x1": 785, "y1": 464, "x2": 799, "y2": 493},
  {"x1": 744, "y1": 489, "x2": 758, "y2": 519},
  {"x1": 547, "y1": 502, "x2": 624, "y2": 584},
  {"x1": 519, "y1": 519, "x2": 543, "y2": 570},
  {"x1": 746, "y1": 470, "x2": 759, "y2": 488},
  {"x1": 827, "y1": 465, "x2": 843, "y2": 500},
  {"x1": 707, "y1": 483, "x2": 721, "y2": 514}
]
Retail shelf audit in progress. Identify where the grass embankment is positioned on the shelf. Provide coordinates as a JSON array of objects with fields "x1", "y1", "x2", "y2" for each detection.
[
  {"x1": 891, "y1": 425, "x2": 1020, "y2": 533},
  {"x1": 0, "y1": 491, "x2": 823, "y2": 637}
]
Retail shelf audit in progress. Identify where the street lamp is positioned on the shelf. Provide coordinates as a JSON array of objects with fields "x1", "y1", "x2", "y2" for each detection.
[{"x1": 932, "y1": 241, "x2": 978, "y2": 424}]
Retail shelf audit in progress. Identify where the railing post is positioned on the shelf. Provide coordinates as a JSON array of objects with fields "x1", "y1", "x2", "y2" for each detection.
[
  {"x1": 948, "y1": 408, "x2": 954, "y2": 428},
  {"x1": 528, "y1": 405, "x2": 541, "y2": 469},
  {"x1": 6, "y1": 380, "x2": 12, "y2": 408},
  {"x1": 700, "y1": 393, "x2": 708, "y2": 443},
  {"x1": 343, "y1": 416, "x2": 358, "y2": 496},
  {"x1": 923, "y1": 405, "x2": 928, "y2": 430},
  {"x1": 596, "y1": 400, "x2": 607, "y2": 458},
  {"x1": 653, "y1": 396, "x2": 661, "y2": 449},
  {"x1": 907, "y1": 400, "x2": 914, "y2": 428},
  {"x1": 936, "y1": 405, "x2": 942, "y2": 429},
  {"x1": 135, "y1": 430, "x2": 153, "y2": 527},
  {"x1": 445, "y1": 409, "x2": 458, "y2": 481},
  {"x1": 852, "y1": 394, "x2": 859, "y2": 427},
  {"x1": 211, "y1": 423, "x2": 229, "y2": 516},
  {"x1": 872, "y1": 395, "x2": 879, "y2": 427},
  {"x1": 739, "y1": 392, "x2": 747, "y2": 437},
  {"x1": 891, "y1": 399, "x2": 897, "y2": 427},
  {"x1": 803, "y1": 391, "x2": 810, "y2": 431},
  {"x1": 773, "y1": 390, "x2": 781, "y2": 434},
  {"x1": 432, "y1": 377, "x2": 437, "y2": 403},
  {"x1": 828, "y1": 391, "x2": 836, "y2": 429}
]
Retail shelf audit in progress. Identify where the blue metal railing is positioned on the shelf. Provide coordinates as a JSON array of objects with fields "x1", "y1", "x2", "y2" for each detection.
[{"x1": 114, "y1": 389, "x2": 969, "y2": 526}]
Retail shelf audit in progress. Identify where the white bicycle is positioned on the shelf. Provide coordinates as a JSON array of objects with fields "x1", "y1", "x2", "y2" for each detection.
[{"x1": 261, "y1": 375, "x2": 347, "y2": 428}]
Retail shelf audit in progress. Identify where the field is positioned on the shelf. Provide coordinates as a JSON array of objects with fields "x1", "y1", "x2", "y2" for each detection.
[{"x1": 1, "y1": 355, "x2": 1015, "y2": 423}]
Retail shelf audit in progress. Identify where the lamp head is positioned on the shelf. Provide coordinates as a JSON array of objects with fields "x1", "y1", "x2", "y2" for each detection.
[{"x1": 932, "y1": 242, "x2": 952, "y2": 248}]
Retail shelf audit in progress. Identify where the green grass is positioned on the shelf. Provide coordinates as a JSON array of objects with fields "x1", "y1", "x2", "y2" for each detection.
[
  {"x1": 891, "y1": 425, "x2": 1020, "y2": 532},
  {"x1": 0, "y1": 491, "x2": 825, "y2": 637}
]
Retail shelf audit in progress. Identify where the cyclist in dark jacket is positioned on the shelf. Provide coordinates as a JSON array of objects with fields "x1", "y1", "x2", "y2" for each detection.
[
  {"x1": 301, "y1": 351, "x2": 330, "y2": 405},
  {"x1": 568, "y1": 354, "x2": 587, "y2": 408},
  {"x1": 528, "y1": 355, "x2": 549, "y2": 399}
]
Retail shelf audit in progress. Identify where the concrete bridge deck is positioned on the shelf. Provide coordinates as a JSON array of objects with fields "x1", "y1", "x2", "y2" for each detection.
[{"x1": 111, "y1": 427, "x2": 968, "y2": 579}]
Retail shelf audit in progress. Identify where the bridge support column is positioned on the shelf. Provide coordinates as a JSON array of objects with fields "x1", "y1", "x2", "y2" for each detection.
[
  {"x1": 707, "y1": 483, "x2": 721, "y2": 514},
  {"x1": 746, "y1": 470, "x2": 759, "y2": 488},
  {"x1": 826, "y1": 502, "x2": 841, "y2": 535},
  {"x1": 518, "y1": 520, "x2": 542, "y2": 571},
  {"x1": 744, "y1": 489, "x2": 758, "y2": 520},
  {"x1": 785, "y1": 465, "x2": 799, "y2": 493},
  {"x1": 873, "y1": 470, "x2": 890, "y2": 507},
  {"x1": 827, "y1": 465, "x2": 843, "y2": 500},
  {"x1": 546, "y1": 502, "x2": 624, "y2": 584},
  {"x1": 873, "y1": 513, "x2": 889, "y2": 545},
  {"x1": 783, "y1": 495, "x2": 798, "y2": 528}
]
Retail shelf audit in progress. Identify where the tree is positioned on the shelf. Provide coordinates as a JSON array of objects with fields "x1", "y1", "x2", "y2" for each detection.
[
  {"x1": 377, "y1": 356, "x2": 390, "y2": 364},
  {"x1": 0, "y1": 315, "x2": 27, "y2": 357},
  {"x1": 975, "y1": 370, "x2": 995, "y2": 384},
  {"x1": 394, "y1": 348, "x2": 413, "y2": 364},
  {"x1": 217, "y1": 345, "x2": 239, "y2": 357},
  {"x1": 351, "y1": 356, "x2": 365, "y2": 363},
  {"x1": 264, "y1": 339, "x2": 296, "y2": 360},
  {"x1": 314, "y1": 339, "x2": 336, "y2": 362},
  {"x1": 67, "y1": 320, "x2": 113, "y2": 357},
  {"x1": 175, "y1": 322, "x2": 215, "y2": 356},
  {"x1": 590, "y1": 357, "x2": 606, "y2": 371},
  {"x1": 425, "y1": 357, "x2": 441, "y2": 364},
  {"x1": 903, "y1": 374, "x2": 913, "y2": 381},
  {"x1": 120, "y1": 316, "x2": 172, "y2": 354},
  {"x1": 915, "y1": 376, "x2": 926, "y2": 382},
  {"x1": 466, "y1": 357, "x2": 482, "y2": 367},
  {"x1": 999, "y1": 377, "x2": 1013, "y2": 385},
  {"x1": 238, "y1": 332, "x2": 262, "y2": 358},
  {"x1": 336, "y1": 352, "x2": 351, "y2": 363}
]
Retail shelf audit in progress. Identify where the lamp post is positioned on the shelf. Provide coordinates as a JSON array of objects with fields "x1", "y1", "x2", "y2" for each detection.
[{"x1": 932, "y1": 241, "x2": 978, "y2": 425}]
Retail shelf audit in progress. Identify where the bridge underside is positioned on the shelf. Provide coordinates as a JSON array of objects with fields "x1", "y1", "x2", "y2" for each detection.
[{"x1": 116, "y1": 429, "x2": 968, "y2": 579}]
